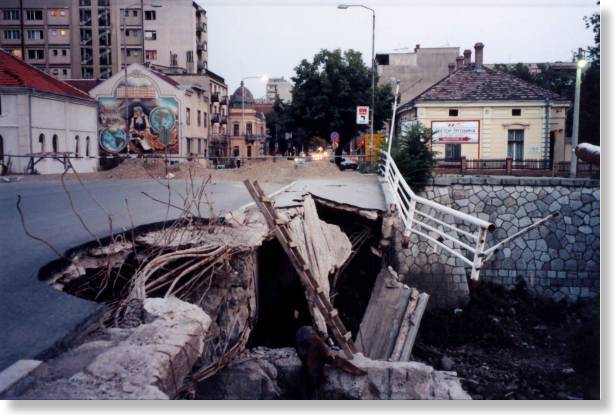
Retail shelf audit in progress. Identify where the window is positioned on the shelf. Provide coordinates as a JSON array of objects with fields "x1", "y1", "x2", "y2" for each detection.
[
  {"x1": 74, "y1": 136, "x2": 80, "y2": 156},
  {"x1": 3, "y1": 10, "x2": 20, "y2": 20},
  {"x1": 62, "y1": 69, "x2": 67, "y2": 75},
  {"x1": 145, "y1": 50, "x2": 157, "y2": 60},
  {"x1": 144, "y1": 30, "x2": 157, "y2": 40},
  {"x1": 187, "y1": 51, "x2": 193, "y2": 63},
  {"x1": 60, "y1": 10, "x2": 66, "y2": 16},
  {"x1": 197, "y1": 110, "x2": 201, "y2": 126},
  {"x1": 445, "y1": 144, "x2": 461, "y2": 161},
  {"x1": 512, "y1": 108, "x2": 522, "y2": 116},
  {"x1": 3, "y1": 30, "x2": 20, "y2": 40},
  {"x1": 53, "y1": 49, "x2": 58, "y2": 56},
  {"x1": 79, "y1": 0, "x2": 91, "y2": 6},
  {"x1": 0, "y1": 135, "x2": 4, "y2": 163},
  {"x1": 448, "y1": 109, "x2": 459, "y2": 116},
  {"x1": 233, "y1": 146, "x2": 239, "y2": 157},
  {"x1": 39, "y1": 134, "x2": 45, "y2": 152},
  {"x1": 0, "y1": 96, "x2": 2, "y2": 115},
  {"x1": 50, "y1": 9, "x2": 57, "y2": 17},
  {"x1": 60, "y1": 30, "x2": 66, "y2": 36},
  {"x1": 144, "y1": 10, "x2": 156, "y2": 20},
  {"x1": 27, "y1": 49, "x2": 44, "y2": 60},
  {"x1": 85, "y1": 136, "x2": 90, "y2": 157},
  {"x1": 246, "y1": 123, "x2": 253, "y2": 136},
  {"x1": 62, "y1": 49, "x2": 67, "y2": 56},
  {"x1": 11, "y1": 49, "x2": 22, "y2": 59},
  {"x1": 507, "y1": 129, "x2": 524, "y2": 161},
  {"x1": 133, "y1": 10, "x2": 138, "y2": 17},
  {"x1": 186, "y1": 108, "x2": 191, "y2": 125},
  {"x1": 52, "y1": 135, "x2": 59, "y2": 153},
  {"x1": 27, "y1": 30, "x2": 44, "y2": 40},
  {"x1": 26, "y1": 10, "x2": 43, "y2": 20},
  {"x1": 247, "y1": 145, "x2": 252, "y2": 158},
  {"x1": 233, "y1": 124, "x2": 240, "y2": 136}
]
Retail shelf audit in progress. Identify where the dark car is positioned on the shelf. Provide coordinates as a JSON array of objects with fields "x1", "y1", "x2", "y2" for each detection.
[{"x1": 339, "y1": 157, "x2": 358, "y2": 171}]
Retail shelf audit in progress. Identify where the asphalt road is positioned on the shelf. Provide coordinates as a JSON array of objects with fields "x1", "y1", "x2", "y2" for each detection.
[{"x1": 0, "y1": 177, "x2": 281, "y2": 371}]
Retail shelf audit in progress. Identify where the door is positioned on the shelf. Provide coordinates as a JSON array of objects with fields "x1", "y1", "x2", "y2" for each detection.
[{"x1": 445, "y1": 144, "x2": 461, "y2": 161}]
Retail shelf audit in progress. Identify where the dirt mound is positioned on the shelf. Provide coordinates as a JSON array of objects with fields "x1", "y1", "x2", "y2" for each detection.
[
  {"x1": 97, "y1": 158, "x2": 356, "y2": 184},
  {"x1": 414, "y1": 281, "x2": 600, "y2": 400}
]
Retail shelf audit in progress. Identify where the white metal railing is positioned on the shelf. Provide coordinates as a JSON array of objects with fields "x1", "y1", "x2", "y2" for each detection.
[
  {"x1": 380, "y1": 150, "x2": 558, "y2": 281},
  {"x1": 380, "y1": 151, "x2": 493, "y2": 280}
]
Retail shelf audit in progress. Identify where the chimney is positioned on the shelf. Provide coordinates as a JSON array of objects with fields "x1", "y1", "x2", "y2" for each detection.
[
  {"x1": 474, "y1": 42, "x2": 484, "y2": 66},
  {"x1": 414, "y1": 44, "x2": 420, "y2": 52},
  {"x1": 448, "y1": 63, "x2": 456, "y2": 74},
  {"x1": 463, "y1": 49, "x2": 472, "y2": 66},
  {"x1": 456, "y1": 55, "x2": 464, "y2": 70}
]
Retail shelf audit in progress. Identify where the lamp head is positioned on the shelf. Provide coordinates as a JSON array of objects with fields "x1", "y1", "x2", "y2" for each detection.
[
  {"x1": 577, "y1": 59, "x2": 588, "y2": 69},
  {"x1": 338, "y1": 4, "x2": 350, "y2": 9},
  {"x1": 260, "y1": 74, "x2": 269, "y2": 82}
]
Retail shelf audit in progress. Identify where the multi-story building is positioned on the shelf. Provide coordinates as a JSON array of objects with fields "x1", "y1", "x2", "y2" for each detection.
[
  {"x1": 228, "y1": 82, "x2": 266, "y2": 159},
  {"x1": 206, "y1": 69, "x2": 229, "y2": 161},
  {"x1": 265, "y1": 77, "x2": 292, "y2": 103},
  {"x1": 0, "y1": 0, "x2": 207, "y2": 80},
  {"x1": 376, "y1": 44, "x2": 460, "y2": 105}
]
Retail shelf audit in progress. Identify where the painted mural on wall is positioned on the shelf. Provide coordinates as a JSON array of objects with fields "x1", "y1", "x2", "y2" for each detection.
[{"x1": 98, "y1": 75, "x2": 179, "y2": 155}]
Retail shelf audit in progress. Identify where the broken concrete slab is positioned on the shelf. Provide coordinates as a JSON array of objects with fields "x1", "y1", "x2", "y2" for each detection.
[
  {"x1": 197, "y1": 347, "x2": 470, "y2": 400},
  {"x1": 14, "y1": 297, "x2": 211, "y2": 399}
]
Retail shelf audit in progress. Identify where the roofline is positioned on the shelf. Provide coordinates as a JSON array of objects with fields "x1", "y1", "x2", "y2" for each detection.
[
  {"x1": 206, "y1": 69, "x2": 226, "y2": 84},
  {"x1": 0, "y1": 86, "x2": 98, "y2": 106}
]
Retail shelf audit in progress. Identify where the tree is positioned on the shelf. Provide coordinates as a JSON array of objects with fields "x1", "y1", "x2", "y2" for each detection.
[
  {"x1": 265, "y1": 97, "x2": 293, "y2": 155},
  {"x1": 579, "y1": 5, "x2": 600, "y2": 145},
  {"x1": 391, "y1": 123, "x2": 436, "y2": 192},
  {"x1": 287, "y1": 49, "x2": 394, "y2": 152}
]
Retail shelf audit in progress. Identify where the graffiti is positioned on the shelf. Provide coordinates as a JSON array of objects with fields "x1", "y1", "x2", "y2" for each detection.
[{"x1": 98, "y1": 75, "x2": 179, "y2": 155}]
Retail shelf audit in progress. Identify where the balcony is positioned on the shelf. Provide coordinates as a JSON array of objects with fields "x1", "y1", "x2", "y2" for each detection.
[
  {"x1": 244, "y1": 134, "x2": 267, "y2": 143},
  {"x1": 211, "y1": 113, "x2": 221, "y2": 124},
  {"x1": 220, "y1": 115, "x2": 228, "y2": 124},
  {"x1": 196, "y1": 41, "x2": 207, "y2": 52},
  {"x1": 211, "y1": 92, "x2": 219, "y2": 103},
  {"x1": 196, "y1": 22, "x2": 205, "y2": 33},
  {"x1": 220, "y1": 96, "x2": 228, "y2": 106}
]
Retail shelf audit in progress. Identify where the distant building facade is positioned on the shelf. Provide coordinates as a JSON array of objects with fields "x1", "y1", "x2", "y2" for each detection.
[
  {"x1": 0, "y1": 49, "x2": 98, "y2": 174},
  {"x1": 398, "y1": 43, "x2": 571, "y2": 164},
  {"x1": 376, "y1": 44, "x2": 460, "y2": 104},
  {"x1": 206, "y1": 69, "x2": 229, "y2": 160},
  {"x1": 228, "y1": 82, "x2": 267, "y2": 159},
  {"x1": 0, "y1": 0, "x2": 207, "y2": 80},
  {"x1": 265, "y1": 77, "x2": 292, "y2": 103}
]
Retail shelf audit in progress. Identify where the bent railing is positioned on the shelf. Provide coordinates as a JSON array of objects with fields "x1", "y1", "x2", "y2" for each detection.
[{"x1": 379, "y1": 151, "x2": 558, "y2": 282}]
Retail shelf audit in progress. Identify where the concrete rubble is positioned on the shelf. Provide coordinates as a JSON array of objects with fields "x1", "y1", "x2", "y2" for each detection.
[
  {"x1": 197, "y1": 347, "x2": 471, "y2": 400},
  {"x1": 13, "y1": 297, "x2": 211, "y2": 399}
]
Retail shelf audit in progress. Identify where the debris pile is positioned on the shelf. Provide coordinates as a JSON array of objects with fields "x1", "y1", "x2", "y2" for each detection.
[{"x1": 414, "y1": 281, "x2": 600, "y2": 400}]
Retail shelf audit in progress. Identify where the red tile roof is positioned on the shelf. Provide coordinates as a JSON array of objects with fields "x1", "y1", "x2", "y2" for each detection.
[
  {"x1": 410, "y1": 64, "x2": 569, "y2": 104},
  {"x1": 0, "y1": 49, "x2": 93, "y2": 100},
  {"x1": 64, "y1": 79, "x2": 102, "y2": 94}
]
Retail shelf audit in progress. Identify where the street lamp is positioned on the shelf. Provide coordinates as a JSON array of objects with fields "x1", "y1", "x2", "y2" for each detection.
[
  {"x1": 338, "y1": 4, "x2": 375, "y2": 163},
  {"x1": 121, "y1": 2, "x2": 161, "y2": 143},
  {"x1": 570, "y1": 51, "x2": 588, "y2": 178}
]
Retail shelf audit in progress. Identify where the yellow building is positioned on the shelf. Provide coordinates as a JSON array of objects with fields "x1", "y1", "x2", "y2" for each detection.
[
  {"x1": 227, "y1": 82, "x2": 267, "y2": 159},
  {"x1": 397, "y1": 43, "x2": 571, "y2": 164}
]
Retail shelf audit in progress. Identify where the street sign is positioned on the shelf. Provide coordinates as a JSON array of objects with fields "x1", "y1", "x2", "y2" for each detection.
[
  {"x1": 356, "y1": 106, "x2": 369, "y2": 125},
  {"x1": 330, "y1": 131, "x2": 340, "y2": 142},
  {"x1": 431, "y1": 121, "x2": 479, "y2": 144}
]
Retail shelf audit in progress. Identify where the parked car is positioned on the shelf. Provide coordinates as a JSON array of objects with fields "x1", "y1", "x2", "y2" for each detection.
[{"x1": 339, "y1": 157, "x2": 358, "y2": 171}]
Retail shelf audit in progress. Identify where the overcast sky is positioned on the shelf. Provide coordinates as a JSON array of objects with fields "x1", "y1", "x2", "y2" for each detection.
[{"x1": 196, "y1": 0, "x2": 599, "y2": 98}]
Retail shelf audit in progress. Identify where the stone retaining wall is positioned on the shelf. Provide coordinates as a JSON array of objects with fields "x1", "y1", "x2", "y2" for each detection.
[{"x1": 391, "y1": 176, "x2": 600, "y2": 308}]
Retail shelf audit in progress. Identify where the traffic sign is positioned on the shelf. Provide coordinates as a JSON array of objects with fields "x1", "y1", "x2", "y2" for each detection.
[{"x1": 356, "y1": 106, "x2": 369, "y2": 125}]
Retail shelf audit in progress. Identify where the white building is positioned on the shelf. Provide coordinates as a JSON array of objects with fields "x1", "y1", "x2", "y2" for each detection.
[
  {"x1": 86, "y1": 63, "x2": 209, "y2": 161},
  {"x1": 265, "y1": 77, "x2": 292, "y2": 103},
  {"x1": 0, "y1": 49, "x2": 98, "y2": 175}
]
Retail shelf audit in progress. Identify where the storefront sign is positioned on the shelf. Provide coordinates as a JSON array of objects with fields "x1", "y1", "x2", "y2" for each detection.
[{"x1": 432, "y1": 121, "x2": 479, "y2": 144}]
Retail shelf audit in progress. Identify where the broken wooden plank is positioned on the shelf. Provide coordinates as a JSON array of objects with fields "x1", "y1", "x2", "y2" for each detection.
[{"x1": 398, "y1": 292, "x2": 429, "y2": 361}]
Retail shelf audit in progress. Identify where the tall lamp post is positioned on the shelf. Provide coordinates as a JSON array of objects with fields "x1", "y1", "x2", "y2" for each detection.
[
  {"x1": 338, "y1": 4, "x2": 375, "y2": 163},
  {"x1": 570, "y1": 51, "x2": 587, "y2": 178},
  {"x1": 121, "y1": 2, "x2": 161, "y2": 143},
  {"x1": 240, "y1": 75, "x2": 268, "y2": 151}
]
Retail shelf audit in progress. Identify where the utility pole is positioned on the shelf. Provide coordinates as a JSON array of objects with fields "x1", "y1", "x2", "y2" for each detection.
[{"x1": 570, "y1": 49, "x2": 587, "y2": 178}]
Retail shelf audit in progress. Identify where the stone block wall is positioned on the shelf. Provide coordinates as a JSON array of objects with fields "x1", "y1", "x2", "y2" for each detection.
[{"x1": 390, "y1": 176, "x2": 600, "y2": 308}]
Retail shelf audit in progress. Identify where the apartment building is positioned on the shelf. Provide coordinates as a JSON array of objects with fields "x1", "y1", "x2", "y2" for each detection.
[
  {"x1": 206, "y1": 69, "x2": 229, "y2": 160},
  {"x1": 265, "y1": 77, "x2": 292, "y2": 103},
  {"x1": 0, "y1": 0, "x2": 207, "y2": 80}
]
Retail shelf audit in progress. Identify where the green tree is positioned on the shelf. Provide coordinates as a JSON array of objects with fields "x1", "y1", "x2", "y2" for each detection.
[
  {"x1": 288, "y1": 49, "x2": 394, "y2": 152},
  {"x1": 391, "y1": 123, "x2": 436, "y2": 191},
  {"x1": 579, "y1": 5, "x2": 600, "y2": 145},
  {"x1": 265, "y1": 97, "x2": 293, "y2": 154}
]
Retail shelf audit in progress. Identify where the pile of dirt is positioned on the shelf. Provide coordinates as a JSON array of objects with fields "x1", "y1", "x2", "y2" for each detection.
[{"x1": 413, "y1": 281, "x2": 600, "y2": 400}]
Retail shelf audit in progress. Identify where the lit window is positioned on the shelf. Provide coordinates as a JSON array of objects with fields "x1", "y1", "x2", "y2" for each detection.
[
  {"x1": 60, "y1": 30, "x2": 66, "y2": 36},
  {"x1": 145, "y1": 31, "x2": 157, "y2": 40},
  {"x1": 50, "y1": 9, "x2": 57, "y2": 17},
  {"x1": 60, "y1": 10, "x2": 66, "y2": 16}
]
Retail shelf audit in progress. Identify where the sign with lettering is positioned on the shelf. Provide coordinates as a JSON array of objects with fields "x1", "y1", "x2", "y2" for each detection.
[
  {"x1": 431, "y1": 121, "x2": 479, "y2": 144},
  {"x1": 356, "y1": 106, "x2": 369, "y2": 125}
]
